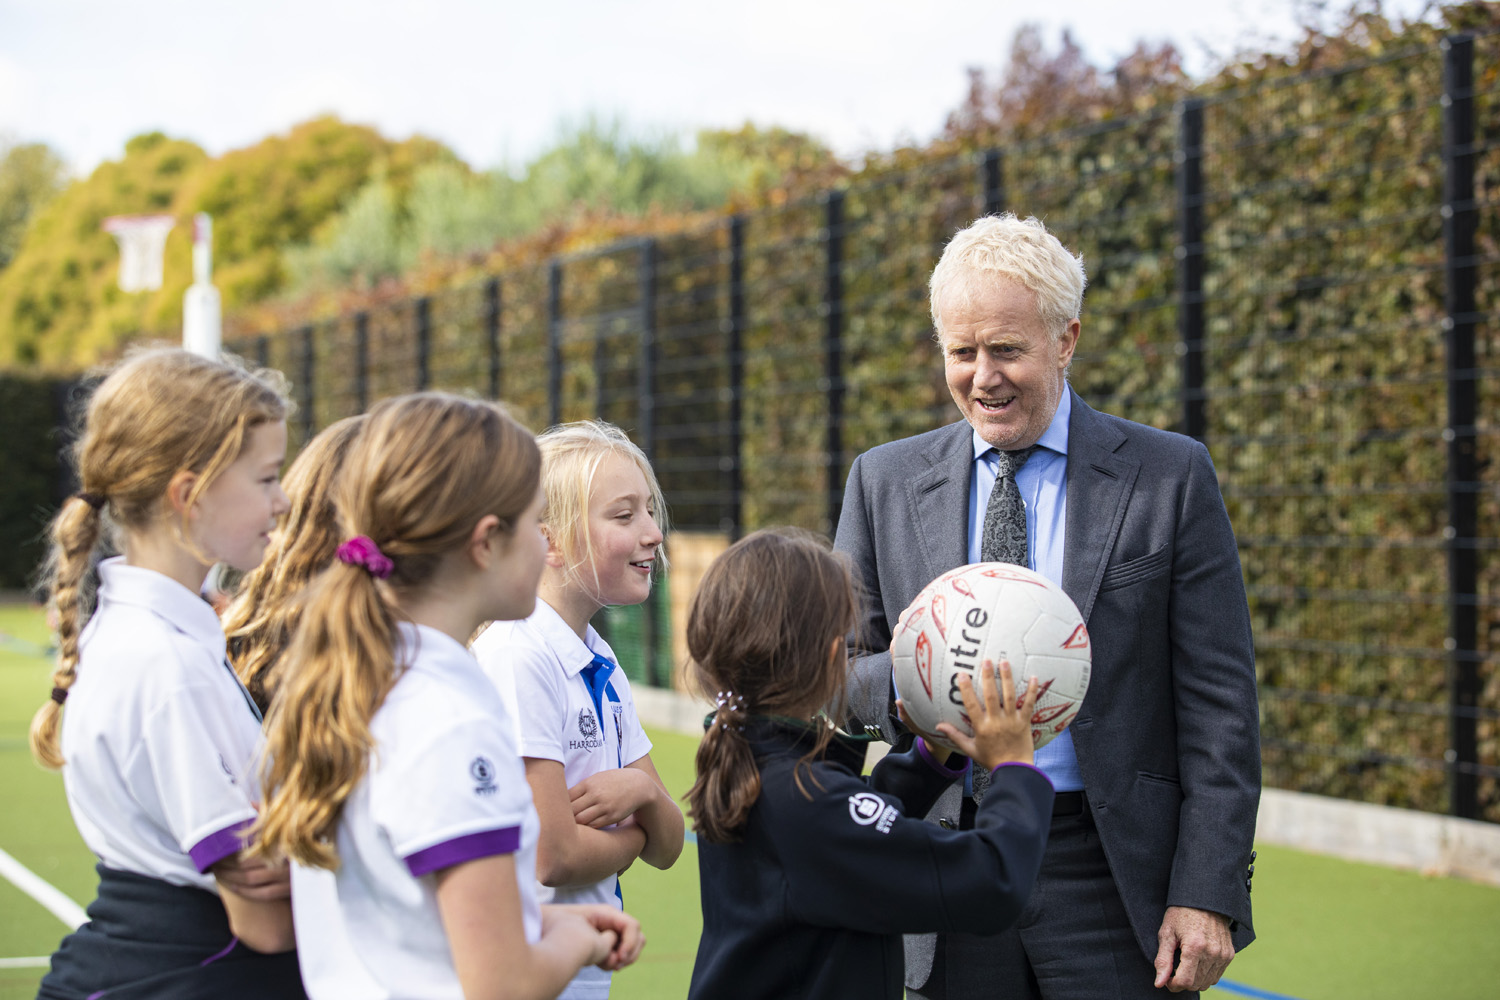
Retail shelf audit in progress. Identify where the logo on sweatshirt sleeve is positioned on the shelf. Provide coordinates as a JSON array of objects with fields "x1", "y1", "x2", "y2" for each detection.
[{"x1": 848, "y1": 792, "x2": 898, "y2": 834}]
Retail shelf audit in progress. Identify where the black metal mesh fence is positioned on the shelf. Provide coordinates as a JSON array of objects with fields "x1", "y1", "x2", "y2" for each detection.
[{"x1": 227, "y1": 32, "x2": 1500, "y2": 823}]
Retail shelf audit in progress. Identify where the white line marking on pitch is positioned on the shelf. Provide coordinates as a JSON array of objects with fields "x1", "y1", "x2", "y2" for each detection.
[
  {"x1": 0, "y1": 846, "x2": 86, "y2": 929},
  {"x1": 0, "y1": 957, "x2": 51, "y2": 969}
]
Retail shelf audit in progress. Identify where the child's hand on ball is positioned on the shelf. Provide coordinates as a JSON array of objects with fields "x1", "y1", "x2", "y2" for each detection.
[
  {"x1": 894, "y1": 699, "x2": 954, "y2": 764},
  {"x1": 936, "y1": 659, "x2": 1038, "y2": 771}
]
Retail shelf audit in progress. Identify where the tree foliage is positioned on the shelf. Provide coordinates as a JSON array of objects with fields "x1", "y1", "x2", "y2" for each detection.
[
  {"x1": 0, "y1": 118, "x2": 453, "y2": 369},
  {"x1": 0, "y1": 138, "x2": 69, "y2": 271},
  {"x1": 278, "y1": 119, "x2": 841, "y2": 296}
]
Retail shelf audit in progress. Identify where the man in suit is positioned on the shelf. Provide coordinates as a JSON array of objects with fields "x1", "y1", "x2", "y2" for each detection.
[{"x1": 835, "y1": 214, "x2": 1260, "y2": 998}]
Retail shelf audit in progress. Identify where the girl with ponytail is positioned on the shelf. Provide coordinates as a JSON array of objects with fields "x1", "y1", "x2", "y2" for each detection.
[
  {"x1": 222, "y1": 414, "x2": 367, "y2": 712},
  {"x1": 32, "y1": 347, "x2": 305, "y2": 1000},
  {"x1": 685, "y1": 529, "x2": 1055, "y2": 1000},
  {"x1": 255, "y1": 393, "x2": 642, "y2": 1000}
]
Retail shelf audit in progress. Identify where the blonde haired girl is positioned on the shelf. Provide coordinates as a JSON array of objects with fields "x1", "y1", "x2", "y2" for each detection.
[
  {"x1": 32, "y1": 347, "x2": 304, "y2": 1000},
  {"x1": 256, "y1": 395, "x2": 642, "y2": 1000},
  {"x1": 222, "y1": 414, "x2": 366, "y2": 711},
  {"x1": 472, "y1": 420, "x2": 684, "y2": 1000}
]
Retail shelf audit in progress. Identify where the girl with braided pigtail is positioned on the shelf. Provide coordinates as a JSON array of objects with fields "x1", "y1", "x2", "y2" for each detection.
[
  {"x1": 253, "y1": 393, "x2": 642, "y2": 1000},
  {"x1": 32, "y1": 347, "x2": 306, "y2": 1000},
  {"x1": 685, "y1": 529, "x2": 1056, "y2": 1000}
]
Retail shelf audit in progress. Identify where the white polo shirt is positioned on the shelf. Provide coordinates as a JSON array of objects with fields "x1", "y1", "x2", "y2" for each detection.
[
  {"x1": 292, "y1": 622, "x2": 542, "y2": 1000},
  {"x1": 473, "y1": 602, "x2": 653, "y2": 999},
  {"x1": 60, "y1": 558, "x2": 263, "y2": 891}
]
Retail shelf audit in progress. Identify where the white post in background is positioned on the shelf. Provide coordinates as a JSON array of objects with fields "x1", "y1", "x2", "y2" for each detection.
[{"x1": 182, "y1": 212, "x2": 221, "y2": 357}]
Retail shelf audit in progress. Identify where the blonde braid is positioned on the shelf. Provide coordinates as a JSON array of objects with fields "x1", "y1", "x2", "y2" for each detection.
[{"x1": 29, "y1": 496, "x2": 105, "y2": 769}]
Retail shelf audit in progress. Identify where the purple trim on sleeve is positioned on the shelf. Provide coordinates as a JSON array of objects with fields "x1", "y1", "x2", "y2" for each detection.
[
  {"x1": 916, "y1": 737, "x2": 971, "y2": 779},
  {"x1": 188, "y1": 818, "x2": 254, "y2": 873},
  {"x1": 404, "y1": 826, "x2": 521, "y2": 877},
  {"x1": 994, "y1": 761, "x2": 1056, "y2": 789},
  {"x1": 200, "y1": 937, "x2": 239, "y2": 966}
]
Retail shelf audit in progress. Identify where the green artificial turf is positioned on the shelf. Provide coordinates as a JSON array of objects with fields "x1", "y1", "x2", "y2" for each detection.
[
  {"x1": 1222, "y1": 842, "x2": 1500, "y2": 1000},
  {"x1": 4, "y1": 603, "x2": 1499, "y2": 1000}
]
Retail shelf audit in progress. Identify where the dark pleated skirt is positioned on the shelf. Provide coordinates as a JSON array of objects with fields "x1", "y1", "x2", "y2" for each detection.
[{"x1": 37, "y1": 864, "x2": 305, "y2": 1000}]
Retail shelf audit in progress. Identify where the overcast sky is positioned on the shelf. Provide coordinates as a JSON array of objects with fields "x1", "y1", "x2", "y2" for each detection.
[{"x1": 1, "y1": 0, "x2": 1436, "y2": 177}]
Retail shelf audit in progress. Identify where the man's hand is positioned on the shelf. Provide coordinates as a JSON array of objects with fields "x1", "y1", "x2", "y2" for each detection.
[
  {"x1": 212, "y1": 850, "x2": 291, "y2": 902},
  {"x1": 569, "y1": 768, "x2": 656, "y2": 829},
  {"x1": 1154, "y1": 905, "x2": 1234, "y2": 992}
]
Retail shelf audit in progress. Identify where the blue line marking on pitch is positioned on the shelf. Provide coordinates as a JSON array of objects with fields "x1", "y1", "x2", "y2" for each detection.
[
  {"x1": 1211, "y1": 979, "x2": 1305, "y2": 1000},
  {"x1": 684, "y1": 830, "x2": 697, "y2": 846}
]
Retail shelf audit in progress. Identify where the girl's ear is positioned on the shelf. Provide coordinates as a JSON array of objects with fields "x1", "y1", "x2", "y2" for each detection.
[
  {"x1": 166, "y1": 469, "x2": 198, "y2": 517},
  {"x1": 469, "y1": 514, "x2": 503, "y2": 568},
  {"x1": 541, "y1": 524, "x2": 567, "y2": 570},
  {"x1": 826, "y1": 635, "x2": 846, "y2": 672}
]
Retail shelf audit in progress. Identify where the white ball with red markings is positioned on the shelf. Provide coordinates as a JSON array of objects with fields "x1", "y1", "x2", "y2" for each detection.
[{"x1": 890, "y1": 562, "x2": 1091, "y2": 751}]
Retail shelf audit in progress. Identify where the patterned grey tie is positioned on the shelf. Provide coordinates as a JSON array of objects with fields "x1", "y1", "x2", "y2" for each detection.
[
  {"x1": 971, "y1": 444, "x2": 1037, "y2": 805},
  {"x1": 980, "y1": 445, "x2": 1038, "y2": 566}
]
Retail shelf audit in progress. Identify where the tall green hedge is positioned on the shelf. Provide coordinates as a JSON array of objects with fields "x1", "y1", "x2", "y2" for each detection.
[{"x1": 0, "y1": 373, "x2": 66, "y2": 590}]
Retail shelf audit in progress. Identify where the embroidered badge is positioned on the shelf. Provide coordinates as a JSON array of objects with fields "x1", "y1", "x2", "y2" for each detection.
[
  {"x1": 578, "y1": 708, "x2": 599, "y2": 739},
  {"x1": 470, "y1": 756, "x2": 497, "y2": 795},
  {"x1": 848, "y1": 792, "x2": 898, "y2": 834},
  {"x1": 568, "y1": 707, "x2": 605, "y2": 751}
]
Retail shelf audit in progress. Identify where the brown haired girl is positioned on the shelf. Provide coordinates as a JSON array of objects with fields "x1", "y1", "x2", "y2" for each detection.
[
  {"x1": 685, "y1": 529, "x2": 1055, "y2": 1000},
  {"x1": 254, "y1": 393, "x2": 643, "y2": 1000},
  {"x1": 222, "y1": 413, "x2": 366, "y2": 712},
  {"x1": 32, "y1": 347, "x2": 305, "y2": 999}
]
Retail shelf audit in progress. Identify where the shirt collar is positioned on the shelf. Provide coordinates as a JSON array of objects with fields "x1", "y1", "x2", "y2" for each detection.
[
  {"x1": 528, "y1": 599, "x2": 618, "y2": 678},
  {"x1": 96, "y1": 557, "x2": 226, "y2": 660},
  {"x1": 396, "y1": 621, "x2": 480, "y2": 677},
  {"x1": 971, "y1": 386, "x2": 1073, "y2": 463}
]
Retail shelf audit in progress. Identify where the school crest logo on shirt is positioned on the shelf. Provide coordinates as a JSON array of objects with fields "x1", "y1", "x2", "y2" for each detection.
[
  {"x1": 578, "y1": 708, "x2": 599, "y2": 739},
  {"x1": 470, "y1": 756, "x2": 497, "y2": 796},
  {"x1": 848, "y1": 792, "x2": 898, "y2": 834},
  {"x1": 569, "y1": 708, "x2": 605, "y2": 752}
]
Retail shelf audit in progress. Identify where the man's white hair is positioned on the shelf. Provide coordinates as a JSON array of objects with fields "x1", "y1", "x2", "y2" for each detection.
[{"x1": 929, "y1": 214, "x2": 1087, "y2": 340}]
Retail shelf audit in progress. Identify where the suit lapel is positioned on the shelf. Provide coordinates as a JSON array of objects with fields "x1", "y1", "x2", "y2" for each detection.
[
  {"x1": 1064, "y1": 390, "x2": 1139, "y2": 623},
  {"x1": 911, "y1": 422, "x2": 974, "y2": 589}
]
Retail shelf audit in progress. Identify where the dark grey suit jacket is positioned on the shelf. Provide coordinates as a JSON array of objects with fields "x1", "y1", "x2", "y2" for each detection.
[{"x1": 834, "y1": 388, "x2": 1259, "y2": 970}]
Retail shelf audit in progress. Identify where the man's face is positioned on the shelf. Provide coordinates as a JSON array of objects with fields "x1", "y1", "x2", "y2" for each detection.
[{"x1": 937, "y1": 277, "x2": 1079, "y2": 451}]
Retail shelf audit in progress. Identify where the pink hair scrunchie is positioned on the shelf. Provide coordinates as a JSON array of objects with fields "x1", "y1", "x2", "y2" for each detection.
[{"x1": 336, "y1": 535, "x2": 394, "y2": 579}]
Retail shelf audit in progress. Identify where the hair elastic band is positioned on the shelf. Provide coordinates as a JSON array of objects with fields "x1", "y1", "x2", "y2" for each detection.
[
  {"x1": 336, "y1": 535, "x2": 394, "y2": 579},
  {"x1": 50, "y1": 686, "x2": 68, "y2": 705},
  {"x1": 76, "y1": 492, "x2": 106, "y2": 510}
]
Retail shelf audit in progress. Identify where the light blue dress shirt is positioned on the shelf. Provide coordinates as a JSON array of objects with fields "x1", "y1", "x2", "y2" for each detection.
[{"x1": 966, "y1": 390, "x2": 1084, "y2": 792}]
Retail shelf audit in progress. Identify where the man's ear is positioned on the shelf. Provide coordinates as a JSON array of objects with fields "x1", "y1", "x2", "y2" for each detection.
[
  {"x1": 165, "y1": 470, "x2": 198, "y2": 517},
  {"x1": 542, "y1": 524, "x2": 567, "y2": 569},
  {"x1": 469, "y1": 514, "x2": 503, "y2": 568}
]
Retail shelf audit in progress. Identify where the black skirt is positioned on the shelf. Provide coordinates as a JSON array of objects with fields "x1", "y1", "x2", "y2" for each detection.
[{"x1": 37, "y1": 864, "x2": 306, "y2": 1000}]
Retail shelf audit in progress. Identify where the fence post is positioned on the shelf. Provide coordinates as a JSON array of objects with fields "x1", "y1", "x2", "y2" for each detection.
[
  {"x1": 414, "y1": 297, "x2": 431, "y2": 392},
  {"x1": 485, "y1": 278, "x2": 502, "y2": 401},
  {"x1": 254, "y1": 334, "x2": 269, "y2": 371},
  {"x1": 354, "y1": 312, "x2": 369, "y2": 413},
  {"x1": 726, "y1": 215, "x2": 746, "y2": 541},
  {"x1": 638, "y1": 238, "x2": 660, "y2": 686},
  {"x1": 1441, "y1": 32, "x2": 1479, "y2": 821},
  {"x1": 1176, "y1": 98, "x2": 1207, "y2": 443},
  {"x1": 548, "y1": 260, "x2": 563, "y2": 429},
  {"x1": 981, "y1": 148, "x2": 1004, "y2": 217},
  {"x1": 298, "y1": 325, "x2": 316, "y2": 445},
  {"x1": 822, "y1": 190, "x2": 845, "y2": 536}
]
